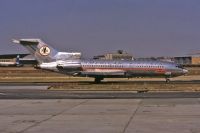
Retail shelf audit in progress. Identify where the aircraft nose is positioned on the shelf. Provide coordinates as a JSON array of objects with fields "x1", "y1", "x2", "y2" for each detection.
[{"x1": 182, "y1": 69, "x2": 188, "y2": 74}]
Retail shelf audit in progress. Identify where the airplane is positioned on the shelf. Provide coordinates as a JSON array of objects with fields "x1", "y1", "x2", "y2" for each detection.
[
  {"x1": 0, "y1": 55, "x2": 21, "y2": 67},
  {"x1": 12, "y1": 39, "x2": 188, "y2": 83}
]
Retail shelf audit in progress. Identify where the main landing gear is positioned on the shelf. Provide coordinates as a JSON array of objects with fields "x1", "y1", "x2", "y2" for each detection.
[
  {"x1": 165, "y1": 78, "x2": 170, "y2": 83},
  {"x1": 94, "y1": 77, "x2": 104, "y2": 84}
]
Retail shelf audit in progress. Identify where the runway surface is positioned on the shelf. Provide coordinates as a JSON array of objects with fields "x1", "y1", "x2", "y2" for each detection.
[
  {"x1": 1, "y1": 79, "x2": 200, "y2": 85},
  {"x1": 0, "y1": 83, "x2": 200, "y2": 133},
  {"x1": 0, "y1": 84, "x2": 200, "y2": 99},
  {"x1": 0, "y1": 98, "x2": 200, "y2": 133}
]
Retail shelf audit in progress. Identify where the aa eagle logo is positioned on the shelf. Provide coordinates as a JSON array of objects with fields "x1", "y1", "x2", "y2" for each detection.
[{"x1": 39, "y1": 46, "x2": 51, "y2": 56}]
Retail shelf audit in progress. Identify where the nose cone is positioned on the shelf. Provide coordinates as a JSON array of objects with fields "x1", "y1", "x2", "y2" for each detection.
[{"x1": 182, "y1": 69, "x2": 188, "y2": 75}]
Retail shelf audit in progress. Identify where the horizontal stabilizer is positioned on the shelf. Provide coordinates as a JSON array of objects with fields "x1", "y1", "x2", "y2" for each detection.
[
  {"x1": 12, "y1": 39, "x2": 41, "y2": 45},
  {"x1": 12, "y1": 39, "x2": 20, "y2": 44}
]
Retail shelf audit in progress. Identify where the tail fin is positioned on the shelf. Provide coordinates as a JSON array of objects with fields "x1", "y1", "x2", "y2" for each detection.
[{"x1": 13, "y1": 39, "x2": 58, "y2": 63}]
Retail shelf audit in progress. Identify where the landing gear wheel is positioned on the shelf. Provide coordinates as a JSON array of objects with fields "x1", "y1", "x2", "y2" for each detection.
[
  {"x1": 165, "y1": 78, "x2": 170, "y2": 83},
  {"x1": 94, "y1": 77, "x2": 104, "y2": 84}
]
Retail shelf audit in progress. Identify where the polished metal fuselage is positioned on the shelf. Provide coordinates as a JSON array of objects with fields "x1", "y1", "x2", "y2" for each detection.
[
  {"x1": 40, "y1": 59, "x2": 188, "y2": 78},
  {"x1": 13, "y1": 38, "x2": 188, "y2": 80}
]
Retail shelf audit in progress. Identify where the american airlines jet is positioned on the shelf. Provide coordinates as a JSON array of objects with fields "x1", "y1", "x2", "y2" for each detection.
[{"x1": 13, "y1": 39, "x2": 188, "y2": 83}]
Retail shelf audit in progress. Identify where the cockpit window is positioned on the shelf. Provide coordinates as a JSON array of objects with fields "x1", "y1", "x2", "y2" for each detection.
[{"x1": 176, "y1": 65, "x2": 183, "y2": 69}]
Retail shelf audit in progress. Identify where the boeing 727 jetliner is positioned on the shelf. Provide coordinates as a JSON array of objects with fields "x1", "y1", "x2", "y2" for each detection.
[{"x1": 13, "y1": 39, "x2": 188, "y2": 83}]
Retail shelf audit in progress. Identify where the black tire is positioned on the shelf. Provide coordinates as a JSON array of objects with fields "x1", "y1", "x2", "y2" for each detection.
[
  {"x1": 166, "y1": 78, "x2": 170, "y2": 83},
  {"x1": 94, "y1": 77, "x2": 103, "y2": 84}
]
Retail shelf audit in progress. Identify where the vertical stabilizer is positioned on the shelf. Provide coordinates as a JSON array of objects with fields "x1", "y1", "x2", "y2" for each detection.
[{"x1": 13, "y1": 39, "x2": 58, "y2": 63}]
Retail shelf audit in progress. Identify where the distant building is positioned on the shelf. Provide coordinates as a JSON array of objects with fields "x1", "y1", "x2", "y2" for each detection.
[
  {"x1": 19, "y1": 54, "x2": 38, "y2": 66},
  {"x1": 0, "y1": 54, "x2": 37, "y2": 66},
  {"x1": 191, "y1": 56, "x2": 200, "y2": 64},
  {"x1": 93, "y1": 50, "x2": 133, "y2": 60},
  {"x1": 134, "y1": 56, "x2": 200, "y2": 66},
  {"x1": 0, "y1": 54, "x2": 28, "y2": 60},
  {"x1": 134, "y1": 57, "x2": 174, "y2": 62},
  {"x1": 173, "y1": 56, "x2": 200, "y2": 65}
]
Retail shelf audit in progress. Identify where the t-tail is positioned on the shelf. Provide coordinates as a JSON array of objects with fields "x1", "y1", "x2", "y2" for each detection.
[{"x1": 12, "y1": 39, "x2": 58, "y2": 63}]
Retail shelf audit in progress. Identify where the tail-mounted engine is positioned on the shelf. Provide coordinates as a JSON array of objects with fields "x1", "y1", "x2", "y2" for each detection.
[{"x1": 56, "y1": 60, "x2": 82, "y2": 71}]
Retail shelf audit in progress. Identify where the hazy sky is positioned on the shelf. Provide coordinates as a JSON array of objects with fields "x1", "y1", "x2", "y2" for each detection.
[{"x1": 0, "y1": 0, "x2": 200, "y2": 58}]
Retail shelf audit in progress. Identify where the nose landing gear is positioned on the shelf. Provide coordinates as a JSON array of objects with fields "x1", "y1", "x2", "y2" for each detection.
[{"x1": 165, "y1": 72, "x2": 172, "y2": 83}]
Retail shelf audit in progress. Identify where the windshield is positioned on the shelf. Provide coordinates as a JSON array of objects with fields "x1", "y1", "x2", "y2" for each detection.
[{"x1": 176, "y1": 64, "x2": 184, "y2": 69}]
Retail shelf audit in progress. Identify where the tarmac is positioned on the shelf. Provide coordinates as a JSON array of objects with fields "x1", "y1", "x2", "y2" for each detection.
[
  {"x1": 1, "y1": 67, "x2": 200, "y2": 132},
  {"x1": 0, "y1": 98, "x2": 200, "y2": 133},
  {"x1": 1, "y1": 85, "x2": 200, "y2": 99},
  {"x1": 0, "y1": 84, "x2": 200, "y2": 133}
]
